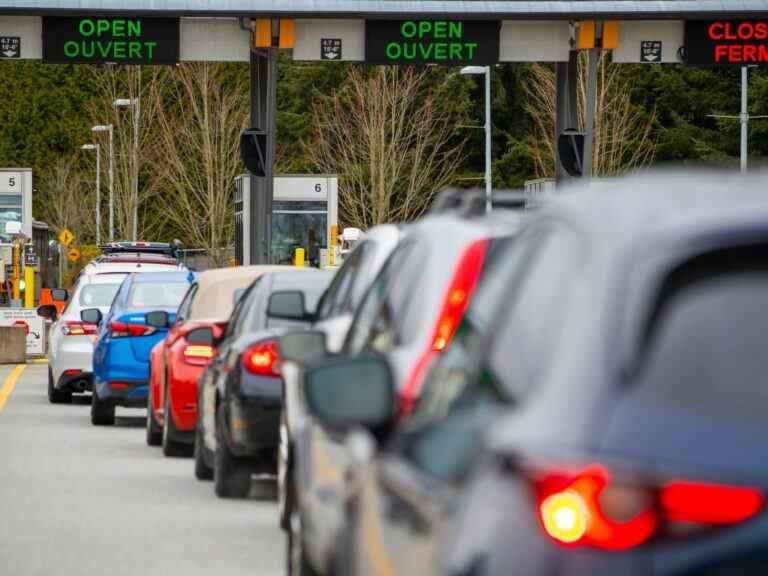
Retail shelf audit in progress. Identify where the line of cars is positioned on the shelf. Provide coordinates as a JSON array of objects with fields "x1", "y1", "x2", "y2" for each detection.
[
  {"x1": 38, "y1": 173, "x2": 768, "y2": 575},
  {"x1": 38, "y1": 242, "x2": 335, "y2": 502}
]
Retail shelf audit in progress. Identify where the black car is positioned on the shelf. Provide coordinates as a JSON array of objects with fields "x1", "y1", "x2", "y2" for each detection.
[
  {"x1": 196, "y1": 268, "x2": 333, "y2": 498},
  {"x1": 305, "y1": 174, "x2": 768, "y2": 576}
]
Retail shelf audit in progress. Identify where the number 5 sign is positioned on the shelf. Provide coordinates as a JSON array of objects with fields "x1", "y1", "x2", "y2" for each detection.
[{"x1": 0, "y1": 171, "x2": 22, "y2": 193}]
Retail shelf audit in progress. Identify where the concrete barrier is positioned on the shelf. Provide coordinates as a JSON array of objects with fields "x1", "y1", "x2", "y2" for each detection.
[{"x1": 0, "y1": 326, "x2": 25, "y2": 364}]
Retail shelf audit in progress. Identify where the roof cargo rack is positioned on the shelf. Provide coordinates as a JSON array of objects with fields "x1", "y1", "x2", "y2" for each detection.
[{"x1": 429, "y1": 188, "x2": 542, "y2": 217}]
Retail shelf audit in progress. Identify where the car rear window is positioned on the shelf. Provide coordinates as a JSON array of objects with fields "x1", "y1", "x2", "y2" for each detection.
[
  {"x1": 633, "y1": 245, "x2": 768, "y2": 422},
  {"x1": 79, "y1": 284, "x2": 121, "y2": 307},
  {"x1": 128, "y1": 282, "x2": 189, "y2": 308}
]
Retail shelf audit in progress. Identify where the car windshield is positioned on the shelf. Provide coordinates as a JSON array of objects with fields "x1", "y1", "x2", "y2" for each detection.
[
  {"x1": 79, "y1": 284, "x2": 121, "y2": 307},
  {"x1": 128, "y1": 282, "x2": 189, "y2": 308}
]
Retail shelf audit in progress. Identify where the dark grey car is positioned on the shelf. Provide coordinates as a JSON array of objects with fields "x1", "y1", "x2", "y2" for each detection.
[{"x1": 305, "y1": 173, "x2": 768, "y2": 576}]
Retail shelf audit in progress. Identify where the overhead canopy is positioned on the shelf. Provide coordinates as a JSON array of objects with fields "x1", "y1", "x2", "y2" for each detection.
[{"x1": 2, "y1": 0, "x2": 768, "y2": 18}]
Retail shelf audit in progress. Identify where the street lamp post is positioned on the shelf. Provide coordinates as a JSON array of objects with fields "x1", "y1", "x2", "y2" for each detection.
[
  {"x1": 80, "y1": 143, "x2": 101, "y2": 245},
  {"x1": 461, "y1": 65, "x2": 492, "y2": 213},
  {"x1": 114, "y1": 98, "x2": 140, "y2": 241},
  {"x1": 91, "y1": 124, "x2": 114, "y2": 241}
]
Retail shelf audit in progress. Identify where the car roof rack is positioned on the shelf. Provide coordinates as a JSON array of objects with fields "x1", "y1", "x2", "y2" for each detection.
[
  {"x1": 100, "y1": 241, "x2": 174, "y2": 255},
  {"x1": 429, "y1": 188, "x2": 541, "y2": 217}
]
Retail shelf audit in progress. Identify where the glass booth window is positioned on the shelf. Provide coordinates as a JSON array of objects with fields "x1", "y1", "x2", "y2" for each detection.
[{"x1": 272, "y1": 210, "x2": 327, "y2": 267}]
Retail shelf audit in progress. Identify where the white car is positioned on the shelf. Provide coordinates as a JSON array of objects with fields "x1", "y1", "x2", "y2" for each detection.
[
  {"x1": 277, "y1": 224, "x2": 402, "y2": 528},
  {"x1": 44, "y1": 252, "x2": 187, "y2": 404}
]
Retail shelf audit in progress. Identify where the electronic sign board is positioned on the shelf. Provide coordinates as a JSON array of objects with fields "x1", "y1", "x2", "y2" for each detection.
[
  {"x1": 685, "y1": 20, "x2": 768, "y2": 66},
  {"x1": 43, "y1": 17, "x2": 179, "y2": 65},
  {"x1": 366, "y1": 20, "x2": 499, "y2": 65}
]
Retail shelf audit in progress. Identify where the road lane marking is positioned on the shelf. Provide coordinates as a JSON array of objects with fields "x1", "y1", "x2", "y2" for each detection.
[
  {"x1": 29, "y1": 358, "x2": 48, "y2": 364},
  {"x1": 0, "y1": 364, "x2": 26, "y2": 412}
]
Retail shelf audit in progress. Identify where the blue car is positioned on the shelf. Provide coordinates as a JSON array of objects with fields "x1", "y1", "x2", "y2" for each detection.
[{"x1": 85, "y1": 271, "x2": 194, "y2": 426}]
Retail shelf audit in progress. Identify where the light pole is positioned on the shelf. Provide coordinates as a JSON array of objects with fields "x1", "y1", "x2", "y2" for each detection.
[
  {"x1": 708, "y1": 66, "x2": 768, "y2": 174},
  {"x1": 91, "y1": 124, "x2": 114, "y2": 240},
  {"x1": 80, "y1": 143, "x2": 101, "y2": 245},
  {"x1": 461, "y1": 65, "x2": 492, "y2": 213},
  {"x1": 114, "y1": 97, "x2": 140, "y2": 241}
]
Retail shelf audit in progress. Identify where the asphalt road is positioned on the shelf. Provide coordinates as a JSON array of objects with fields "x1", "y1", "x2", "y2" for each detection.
[{"x1": 0, "y1": 362, "x2": 284, "y2": 576}]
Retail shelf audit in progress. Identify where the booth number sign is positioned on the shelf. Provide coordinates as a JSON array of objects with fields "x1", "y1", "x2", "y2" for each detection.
[{"x1": 42, "y1": 17, "x2": 180, "y2": 64}]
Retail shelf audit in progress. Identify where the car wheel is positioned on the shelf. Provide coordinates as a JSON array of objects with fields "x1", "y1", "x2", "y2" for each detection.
[
  {"x1": 91, "y1": 389, "x2": 115, "y2": 426},
  {"x1": 278, "y1": 413, "x2": 291, "y2": 530},
  {"x1": 162, "y1": 391, "x2": 190, "y2": 457},
  {"x1": 194, "y1": 423, "x2": 214, "y2": 481},
  {"x1": 286, "y1": 473, "x2": 319, "y2": 576},
  {"x1": 48, "y1": 368, "x2": 72, "y2": 404},
  {"x1": 213, "y1": 404, "x2": 251, "y2": 498},
  {"x1": 146, "y1": 387, "x2": 162, "y2": 446}
]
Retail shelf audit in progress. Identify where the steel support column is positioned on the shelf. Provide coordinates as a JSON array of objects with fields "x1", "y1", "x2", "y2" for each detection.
[
  {"x1": 555, "y1": 51, "x2": 579, "y2": 182},
  {"x1": 248, "y1": 45, "x2": 278, "y2": 264}
]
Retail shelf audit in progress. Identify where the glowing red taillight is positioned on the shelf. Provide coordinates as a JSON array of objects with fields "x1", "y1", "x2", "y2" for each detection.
[
  {"x1": 110, "y1": 321, "x2": 156, "y2": 338},
  {"x1": 62, "y1": 321, "x2": 98, "y2": 336},
  {"x1": 242, "y1": 340, "x2": 280, "y2": 377},
  {"x1": 660, "y1": 481, "x2": 763, "y2": 525},
  {"x1": 183, "y1": 344, "x2": 215, "y2": 366},
  {"x1": 399, "y1": 239, "x2": 488, "y2": 416},
  {"x1": 533, "y1": 465, "x2": 764, "y2": 551}
]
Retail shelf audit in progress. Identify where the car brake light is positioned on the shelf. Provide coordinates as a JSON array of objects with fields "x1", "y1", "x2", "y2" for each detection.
[
  {"x1": 183, "y1": 344, "x2": 215, "y2": 366},
  {"x1": 533, "y1": 465, "x2": 764, "y2": 551},
  {"x1": 660, "y1": 481, "x2": 763, "y2": 525},
  {"x1": 399, "y1": 239, "x2": 489, "y2": 416},
  {"x1": 62, "y1": 321, "x2": 98, "y2": 336},
  {"x1": 242, "y1": 340, "x2": 280, "y2": 377},
  {"x1": 110, "y1": 321, "x2": 156, "y2": 338}
]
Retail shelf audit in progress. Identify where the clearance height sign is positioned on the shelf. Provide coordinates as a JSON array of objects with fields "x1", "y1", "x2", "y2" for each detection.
[
  {"x1": 685, "y1": 20, "x2": 768, "y2": 66},
  {"x1": 43, "y1": 17, "x2": 179, "y2": 64},
  {"x1": 366, "y1": 20, "x2": 499, "y2": 65}
]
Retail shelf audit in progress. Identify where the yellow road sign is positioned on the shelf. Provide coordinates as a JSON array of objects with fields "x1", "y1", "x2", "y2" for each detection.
[
  {"x1": 58, "y1": 228, "x2": 75, "y2": 246},
  {"x1": 67, "y1": 247, "x2": 81, "y2": 262}
]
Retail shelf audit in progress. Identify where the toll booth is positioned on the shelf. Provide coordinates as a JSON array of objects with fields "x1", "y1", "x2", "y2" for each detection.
[
  {"x1": 235, "y1": 175, "x2": 338, "y2": 267},
  {"x1": 0, "y1": 169, "x2": 33, "y2": 242}
]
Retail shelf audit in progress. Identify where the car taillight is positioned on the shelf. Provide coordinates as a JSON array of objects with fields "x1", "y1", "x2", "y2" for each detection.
[
  {"x1": 110, "y1": 321, "x2": 156, "y2": 338},
  {"x1": 242, "y1": 340, "x2": 280, "y2": 377},
  {"x1": 62, "y1": 321, "x2": 98, "y2": 336},
  {"x1": 183, "y1": 344, "x2": 215, "y2": 366},
  {"x1": 399, "y1": 239, "x2": 489, "y2": 415},
  {"x1": 533, "y1": 464, "x2": 763, "y2": 551}
]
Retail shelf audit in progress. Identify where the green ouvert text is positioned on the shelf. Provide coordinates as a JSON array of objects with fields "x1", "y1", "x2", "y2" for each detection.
[
  {"x1": 62, "y1": 19, "x2": 157, "y2": 60},
  {"x1": 385, "y1": 21, "x2": 479, "y2": 61}
]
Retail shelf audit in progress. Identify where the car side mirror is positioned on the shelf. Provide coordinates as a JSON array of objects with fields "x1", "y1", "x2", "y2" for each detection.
[
  {"x1": 146, "y1": 310, "x2": 170, "y2": 329},
  {"x1": 186, "y1": 326, "x2": 214, "y2": 345},
  {"x1": 279, "y1": 331, "x2": 328, "y2": 364},
  {"x1": 52, "y1": 288, "x2": 68, "y2": 302},
  {"x1": 80, "y1": 308, "x2": 102, "y2": 325},
  {"x1": 268, "y1": 290, "x2": 310, "y2": 321},
  {"x1": 303, "y1": 355, "x2": 396, "y2": 432},
  {"x1": 37, "y1": 304, "x2": 58, "y2": 321}
]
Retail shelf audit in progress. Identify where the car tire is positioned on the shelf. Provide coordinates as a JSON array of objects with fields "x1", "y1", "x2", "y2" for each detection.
[
  {"x1": 162, "y1": 391, "x2": 190, "y2": 458},
  {"x1": 91, "y1": 389, "x2": 115, "y2": 426},
  {"x1": 286, "y1": 473, "x2": 320, "y2": 576},
  {"x1": 48, "y1": 368, "x2": 72, "y2": 404},
  {"x1": 194, "y1": 423, "x2": 214, "y2": 480},
  {"x1": 146, "y1": 388, "x2": 162, "y2": 446},
  {"x1": 214, "y1": 404, "x2": 251, "y2": 499}
]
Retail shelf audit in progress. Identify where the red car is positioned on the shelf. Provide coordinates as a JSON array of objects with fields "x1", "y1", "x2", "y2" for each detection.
[{"x1": 147, "y1": 266, "x2": 282, "y2": 458}]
